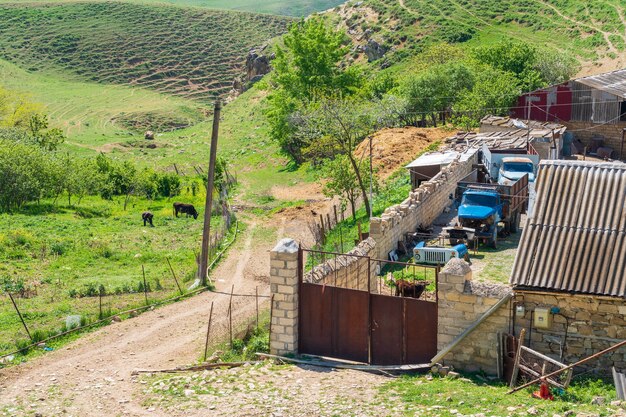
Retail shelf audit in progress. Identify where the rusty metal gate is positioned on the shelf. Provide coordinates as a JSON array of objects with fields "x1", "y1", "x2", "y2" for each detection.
[{"x1": 298, "y1": 248, "x2": 438, "y2": 365}]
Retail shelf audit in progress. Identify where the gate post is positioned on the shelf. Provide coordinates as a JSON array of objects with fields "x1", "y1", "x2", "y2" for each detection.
[{"x1": 269, "y1": 238, "x2": 299, "y2": 356}]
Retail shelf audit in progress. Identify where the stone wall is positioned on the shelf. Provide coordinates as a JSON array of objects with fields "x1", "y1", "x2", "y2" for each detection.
[
  {"x1": 564, "y1": 120, "x2": 626, "y2": 155},
  {"x1": 303, "y1": 237, "x2": 378, "y2": 292},
  {"x1": 370, "y1": 152, "x2": 477, "y2": 260},
  {"x1": 437, "y1": 258, "x2": 512, "y2": 375},
  {"x1": 513, "y1": 291, "x2": 626, "y2": 371},
  {"x1": 269, "y1": 238, "x2": 299, "y2": 356}
]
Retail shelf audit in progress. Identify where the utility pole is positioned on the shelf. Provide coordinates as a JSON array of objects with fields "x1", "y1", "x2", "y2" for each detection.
[
  {"x1": 369, "y1": 135, "x2": 373, "y2": 219},
  {"x1": 198, "y1": 99, "x2": 221, "y2": 286}
]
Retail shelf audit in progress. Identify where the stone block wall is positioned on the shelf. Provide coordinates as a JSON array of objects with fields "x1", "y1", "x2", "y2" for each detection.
[
  {"x1": 564, "y1": 120, "x2": 626, "y2": 154},
  {"x1": 437, "y1": 258, "x2": 512, "y2": 375},
  {"x1": 269, "y1": 238, "x2": 299, "y2": 356},
  {"x1": 303, "y1": 237, "x2": 378, "y2": 292},
  {"x1": 513, "y1": 291, "x2": 626, "y2": 371},
  {"x1": 370, "y1": 152, "x2": 477, "y2": 260}
]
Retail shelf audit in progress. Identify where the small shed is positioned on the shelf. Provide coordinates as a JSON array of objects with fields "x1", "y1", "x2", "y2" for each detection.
[{"x1": 405, "y1": 149, "x2": 476, "y2": 189}]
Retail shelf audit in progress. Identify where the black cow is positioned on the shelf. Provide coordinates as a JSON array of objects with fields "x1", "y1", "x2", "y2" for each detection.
[
  {"x1": 142, "y1": 211, "x2": 154, "y2": 227},
  {"x1": 173, "y1": 202, "x2": 199, "y2": 219},
  {"x1": 394, "y1": 280, "x2": 426, "y2": 299}
]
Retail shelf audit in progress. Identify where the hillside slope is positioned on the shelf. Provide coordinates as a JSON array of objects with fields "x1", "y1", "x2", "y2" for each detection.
[
  {"x1": 0, "y1": 2, "x2": 291, "y2": 101},
  {"x1": 330, "y1": 0, "x2": 626, "y2": 76}
]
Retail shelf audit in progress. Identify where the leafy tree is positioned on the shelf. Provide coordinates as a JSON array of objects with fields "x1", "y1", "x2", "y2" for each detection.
[
  {"x1": 271, "y1": 17, "x2": 361, "y2": 100},
  {"x1": 472, "y1": 39, "x2": 578, "y2": 92},
  {"x1": 266, "y1": 17, "x2": 362, "y2": 163},
  {"x1": 28, "y1": 114, "x2": 65, "y2": 152},
  {"x1": 319, "y1": 154, "x2": 375, "y2": 222},
  {"x1": 453, "y1": 65, "x2": 521, "y2": 125},
  {"x1": 401, "y1": 62, "x2": 474, "y2": 126},
  {"x1": 294, "y1": 98, "x2": 390, "y2": 218}
]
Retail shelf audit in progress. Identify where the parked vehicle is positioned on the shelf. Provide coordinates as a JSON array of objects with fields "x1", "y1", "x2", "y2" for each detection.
[
  {"x1": 450, "y1": 172, "x2": 529, "y2": 248},
  {"x1": 498, "y1": 157, "x2": 535, "y2": 185},
  {"x1": 413, "y1": 241, "x2": 469, "y2": 265},
  {"x1": 481, "y1": 143, "x2": 539, "y2": 183}
]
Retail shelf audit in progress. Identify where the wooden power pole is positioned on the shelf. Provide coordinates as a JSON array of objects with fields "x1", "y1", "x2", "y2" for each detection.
[{"x1": 198, "y1": 99, "x2": 221, "y2": 286}]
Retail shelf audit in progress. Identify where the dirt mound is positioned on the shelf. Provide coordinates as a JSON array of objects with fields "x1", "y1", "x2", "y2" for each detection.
[{"x1": 354, "y1": 127, "x2": 449, "y2": 180}]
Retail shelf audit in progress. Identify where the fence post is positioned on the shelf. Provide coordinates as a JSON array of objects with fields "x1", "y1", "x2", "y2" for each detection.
[
  {"x1": 142, "y1": 265, "x2": 149, "y2": 305},
  {"x1": 269, "y1": 239, "x2": 299, "y2": 356},
  {"x1": 166, "y1": 257, "x2": 184, "y2": 295},
  {"x1": 228, "y1": 284, "x2": 234, "y2": 348},
  {"x1": 203, "y1": 301, "x2": 214, "y2": 362},
  {"x1": 8, "y1": 292, "x2": 32, "y2": 341}
]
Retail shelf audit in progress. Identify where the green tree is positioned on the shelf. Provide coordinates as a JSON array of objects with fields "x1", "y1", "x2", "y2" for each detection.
[
  {"x1": 453, "y1": 65, "x2": 521, "y2": 125},
  {"x1": 319, "y1": 154, "x2": 375, "y2": 222},
  {"x1": 294, "y1": 98, "x2": 389, "y2": 218},
  {"x1": 401, "y1": 62, "x2": 474, "y2": 126},
  {"x1": 266, "y1": 17, "x2": 362, "y2": 163}
]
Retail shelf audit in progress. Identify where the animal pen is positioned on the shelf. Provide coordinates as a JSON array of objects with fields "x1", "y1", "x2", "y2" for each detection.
[{"x1": 298, "y1": 248, "x2": 439, "y2": 366}]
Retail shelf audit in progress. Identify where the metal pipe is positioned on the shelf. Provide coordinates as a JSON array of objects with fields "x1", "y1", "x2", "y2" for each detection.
[
  {"x1": 619, "y1": 127, "x2": 626, "y2": 161},
  {"x1": 508, "y1": 338, "x2": 626, "y2": 394}
]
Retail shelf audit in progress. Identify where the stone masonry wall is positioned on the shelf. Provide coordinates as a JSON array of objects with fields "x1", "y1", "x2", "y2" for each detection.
[
  {"x1": 437, "y1": 258, "x2": 512, "y2": 375},
  {"x1": 513, "y1": 291, "x2": 626, "y2": 372},
  {"x1": 564, "y1": 120, "x2": 626, "y2": 155},
  {"x1": 303, "y1": 237, "x2": 377, "y2": 292},
  {"x1": 370, "y1": 152, "x2": 477, "y2": 260},
  {"x1": 269, "y1": 238, "x2": 299, "y2": 356}
]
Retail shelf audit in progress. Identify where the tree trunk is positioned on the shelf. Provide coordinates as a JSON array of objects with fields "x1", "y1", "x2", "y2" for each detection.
[
  {"x1": 348, "y1": 195, "x2": 357, "y2": 222},
  {"x1": 347, "y1": 153, "x2": 371, "y2": 218}
]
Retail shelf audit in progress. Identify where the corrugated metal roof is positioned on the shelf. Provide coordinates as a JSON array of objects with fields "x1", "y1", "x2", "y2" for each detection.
[
  {"x1": 405, "y1": 148, "x2": 476, "y2": 169},
  {"x1": 510, "y1": 160, "x2": 626, "y2": 297},
  {"x1": 575, "y1": 68, "x2": 626, "y2": 99}
]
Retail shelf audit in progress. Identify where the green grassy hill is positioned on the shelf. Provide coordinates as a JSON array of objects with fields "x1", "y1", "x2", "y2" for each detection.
[
  {"x1": 0, "y1": 2, "x2": 291, "y2": 101},
  {"x1": 0, "y1": 0, "x2": 346, "y2": 17},
  {"x1": 333, "y1": 0, "x2": 626, "y2": 70}
]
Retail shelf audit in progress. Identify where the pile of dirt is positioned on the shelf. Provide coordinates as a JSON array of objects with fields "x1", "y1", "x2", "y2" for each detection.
[{"x1": 354, "y1": 127, "x2": 450, "y2": 180}]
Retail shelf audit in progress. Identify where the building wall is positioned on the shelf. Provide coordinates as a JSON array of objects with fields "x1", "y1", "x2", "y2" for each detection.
[
  {"x1": 563, "y1": 120, "x2": 626, "y2": 154},
  {"x1": 513, "y1": 291, "x2": 626, "y2": 371},
  {"x1": 369, "y1": 152, "x2": 477, "y2": 260},
  {"x1": 437, "y1": 259, "x2": 512, "y2": 375}
]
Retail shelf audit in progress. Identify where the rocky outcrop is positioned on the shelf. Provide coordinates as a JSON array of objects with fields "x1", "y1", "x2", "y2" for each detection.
[
  {"x1": 363, "y1": 38, "x2": 388, "y2": 62},
  {"x1": 246, "y1": 50, "x2": 273, "y2": 80},
  {"x1": 233, "y1": 48, "x2": 275, "y2": 94}
]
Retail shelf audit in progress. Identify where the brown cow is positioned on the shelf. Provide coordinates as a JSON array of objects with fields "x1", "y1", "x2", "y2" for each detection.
[
  {"x1": 173, "y1": 202, "x2": 199, "y2": 219},
  {"x1": 394, "y1": 280, "x2": 426, "y2": 299}
]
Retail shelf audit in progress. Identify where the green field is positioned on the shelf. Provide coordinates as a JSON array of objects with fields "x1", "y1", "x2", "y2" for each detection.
[
  {"x1": 0, "y1": 190, "x2": 233, "y2": 356},
  {"x1": 0, "y1": 2, "x2": 290, "y2": 101}
]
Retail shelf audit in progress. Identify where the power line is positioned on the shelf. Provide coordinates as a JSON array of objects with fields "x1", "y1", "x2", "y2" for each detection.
[
  {"x1": 528, "y1": 102, "x2": 626, "y2": 132},
  {"x1": 390, "y1": 99, "x2": 626, "y2": 117}
]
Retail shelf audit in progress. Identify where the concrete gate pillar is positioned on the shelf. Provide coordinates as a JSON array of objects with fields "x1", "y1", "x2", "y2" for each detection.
[{"x1": 269, "y1": 238, "x2": 299, "y2": 356}]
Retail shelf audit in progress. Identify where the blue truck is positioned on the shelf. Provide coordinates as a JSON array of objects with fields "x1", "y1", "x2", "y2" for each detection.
[{"x1": 449, "y1": 172, "x2": 529, "y2": 248}]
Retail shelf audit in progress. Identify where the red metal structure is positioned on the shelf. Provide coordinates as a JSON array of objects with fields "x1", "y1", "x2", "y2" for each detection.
[{"x1": 298, "y1": 248, "x2": 439, "y2": 365}]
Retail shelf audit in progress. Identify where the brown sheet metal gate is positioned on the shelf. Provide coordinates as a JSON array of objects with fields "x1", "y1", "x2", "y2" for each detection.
[{"x1": 298, "y1": 248, "x2": 438, "y2": 365}]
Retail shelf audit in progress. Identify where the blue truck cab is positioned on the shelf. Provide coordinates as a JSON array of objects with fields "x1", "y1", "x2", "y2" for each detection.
[{"x1": 457, "y1": 189, "x2": 502, "y2": 248}]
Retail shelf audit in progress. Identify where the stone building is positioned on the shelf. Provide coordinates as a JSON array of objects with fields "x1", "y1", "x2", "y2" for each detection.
[{"x1": 510, "y1": 160, "x2": 626, "y2": 371}]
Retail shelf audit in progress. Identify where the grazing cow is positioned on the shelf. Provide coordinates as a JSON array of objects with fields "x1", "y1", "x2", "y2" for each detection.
[
  {"x1": 173, "y1": 202, "x2": 199, "y2": 219},
  {"x1": 142, "y1": 211, "x2": 154, "y2": 227},
  {"x1": 394, "y1": 280, "x2": 426, "y2": 299}
]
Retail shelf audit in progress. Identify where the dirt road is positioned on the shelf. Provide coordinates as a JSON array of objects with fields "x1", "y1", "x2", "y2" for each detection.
[{"x1": 0, "y1": 191, "x2": 332, "y2": 416}]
